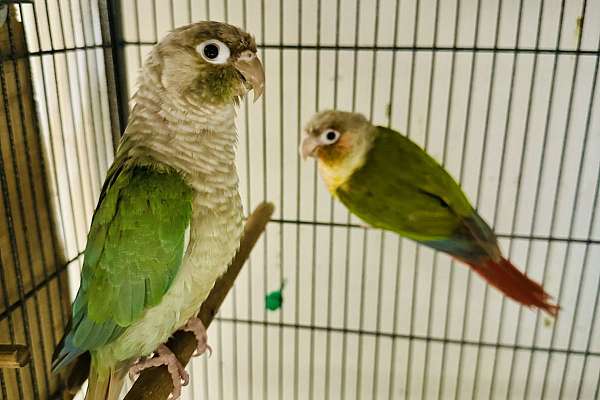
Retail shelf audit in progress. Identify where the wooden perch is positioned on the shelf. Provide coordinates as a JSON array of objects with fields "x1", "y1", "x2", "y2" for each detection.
[
  {"x1": 123, "y1": 201, "x2": 274, "y2": 400},
  {"x1": 0, "y1": 344, "x2": 30, "y2": 368}
]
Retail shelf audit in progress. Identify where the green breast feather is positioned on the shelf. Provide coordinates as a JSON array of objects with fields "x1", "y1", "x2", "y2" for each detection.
[
  {"x1": 71, "y1": 163, "x2": 194, "y2": 352},
  {"x1": 335, "y1": 126, "x2": 474, "y2": 241}
]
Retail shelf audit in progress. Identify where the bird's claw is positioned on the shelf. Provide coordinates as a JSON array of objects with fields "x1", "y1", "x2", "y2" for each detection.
[
  {"x1": 183, "y1": 316, "x2": 212, "y2": 357},
  {"x1": 128, "y1": 344, "x2": 189, "y2": 399}
]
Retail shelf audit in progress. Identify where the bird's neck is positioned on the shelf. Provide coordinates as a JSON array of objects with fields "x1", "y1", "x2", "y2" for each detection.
[{"x1": 115, "y1": 68, "x2": 239, "y2": 189}]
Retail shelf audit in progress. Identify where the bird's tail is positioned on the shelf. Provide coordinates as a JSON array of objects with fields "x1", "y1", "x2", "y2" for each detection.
[
  {"x1": 85, "y1": 356, "x2": 126, "y2": 400},
  {"x1": 463, "y1": 256, "x2": 559, "y2": 316}
]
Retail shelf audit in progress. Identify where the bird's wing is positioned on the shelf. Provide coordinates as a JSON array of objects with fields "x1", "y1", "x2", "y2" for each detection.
[
  {"x1": 336, "y1": 126, "x2": 476, "y2": 242},
  {"x1": 52, "y1": 161, "x2": 194, "y2": 371}
]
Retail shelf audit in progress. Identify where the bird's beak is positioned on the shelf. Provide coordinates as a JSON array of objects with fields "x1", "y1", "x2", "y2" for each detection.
[
  {"x1": 300, "y1": 135, "x2": 320, "y2": 160},
  {"x1": 234, "y1": 52, "x2": 265, "y2": 102}
]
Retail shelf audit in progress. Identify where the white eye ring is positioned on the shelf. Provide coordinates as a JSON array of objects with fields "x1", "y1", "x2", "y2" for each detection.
[
  {"x1": 197, "y1": 39, "x2": 231, "y2": 64},
  {"x1": 319, "y1": 129, "x2": 341, "y2": 145}
]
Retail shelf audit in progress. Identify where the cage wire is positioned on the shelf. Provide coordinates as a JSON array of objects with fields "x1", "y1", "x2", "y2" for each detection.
[
  {"x1": 0, "y1": 1, "x2": 117, "y2": 399},
  {"x1": 0, "y1": 0, "x2": 599, "y2": 399}
]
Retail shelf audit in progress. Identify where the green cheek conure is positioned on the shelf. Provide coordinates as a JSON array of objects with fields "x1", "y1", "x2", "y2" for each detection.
[
  {"x1": 51, "y1": 21, "x2": 264, "y2": 400},
  {"x1": 301, "y1": 110, "x2": 558, "y2": 316}
]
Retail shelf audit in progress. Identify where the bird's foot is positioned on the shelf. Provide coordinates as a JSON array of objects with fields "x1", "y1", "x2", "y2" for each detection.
[
  {"x1": 183, "y1": 316, "x2": 212, "y2": 357},
  {"x1": 128, "y1": 344, "x2": 189, "y2": 399}
]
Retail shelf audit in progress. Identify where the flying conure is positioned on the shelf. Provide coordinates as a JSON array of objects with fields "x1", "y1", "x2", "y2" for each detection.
[
  {"x1": 300, "y1": 110, "x2": 558, "y2": 316},
  {"x1": 51, "y1": 21, "x2": 264, "y2": 399}
]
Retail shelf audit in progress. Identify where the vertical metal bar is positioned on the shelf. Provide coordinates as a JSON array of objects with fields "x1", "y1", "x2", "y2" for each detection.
[
  {"x1": 419, "y1": 0, "x2": 442, "y2": 397},
  {"x1": 436, "y1": 3, "x2": 462, "y2": 397},
  {"x1": 203, "y1": 1, "x2": 213, "y2": 397},
  {"x1": 133, "y1": 0, "x2": 143, "y2": 66},
  {"x1": 452, "y1": 0, "x2": 484, "y2": 396},
  {"x1": 277, "y1": 0, "x2": 285, "y2": 398},
  {"x1": 367, "y1": 1, "x2": 382, "y2": 399},
  {"x1": 385, "y1": 1, "x2": 402, "y2": 398},
  {"x1": 151, "y1": 0, "x2": 158, "y2": 43},
  {"x1": 201, "y1": 350, "x2": 209, "y2": 400},
  {"x1": 324, "y1": 1, "x2": 342, "y2": 397},
  {"x1": 354, "y1": 230, "x2": 368, "y2": 400},
  {"x1": 371, "y1": 232, "x2": 385, "y2": 400},
  {"x1": 293, "y1": 0, "x2": 302, "y2": 397},
  {"x1": 469, "y1": 0, "x2": 505, "y2": 397},
  {"x1": 404, "y1": 0, "x2": 423, "y2": 397},
  {"x1": 239, "y1": 2, "x2": 254, "y2": 399},
  {"x1": 216, "y1": 319, "x2": 224, "y2": 400},
  {"x1": 308, "y1": 0, "x2": 321, "y2": 397},
  {"x1": 340, "y1": 1, "x2": 361, "y2": 398},
  {"x1": 259, "y1": 0, "x2": 268, "y2": 398}
]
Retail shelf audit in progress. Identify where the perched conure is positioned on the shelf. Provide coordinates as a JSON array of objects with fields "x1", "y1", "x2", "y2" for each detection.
[
  {"x1": 52, "y1": 21, "x2": 264, "y2": 399},
  {"x1": 301, "y1": 110, "x2": 558, "y2": 316}
]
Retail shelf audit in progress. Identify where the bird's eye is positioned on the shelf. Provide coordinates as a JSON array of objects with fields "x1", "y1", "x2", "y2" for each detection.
[
  {"x1": 197, "y1": 39, "x2": 230, "y2": 64},
  {"x1": 320, "y1": 129, "x2": 340, "y2": 145}
]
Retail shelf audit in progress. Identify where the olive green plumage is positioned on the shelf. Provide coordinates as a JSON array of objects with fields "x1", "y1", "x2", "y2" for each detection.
[
  {"x1": 53, "y1": 163, "x2": 193, "y2": 369},
  {"x1": 301, "y1": 110, "x2": 558, "y2": 315},
  {"x1": 337, "y1": 127, "x2": 472, "y2": 239}
]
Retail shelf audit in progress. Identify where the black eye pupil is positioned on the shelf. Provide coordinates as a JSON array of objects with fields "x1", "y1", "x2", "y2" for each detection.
[
  {"x1": 326, "y1": 131, "x2": 337, "y2": 141},
  {"x1": 203, "y1": 44, "x2": 219, "y2": 59}
]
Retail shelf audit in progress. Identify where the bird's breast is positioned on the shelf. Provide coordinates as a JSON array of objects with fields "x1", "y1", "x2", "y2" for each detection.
[{"x1": 104, "y1": 180, "x2": 243, "y2": 361}]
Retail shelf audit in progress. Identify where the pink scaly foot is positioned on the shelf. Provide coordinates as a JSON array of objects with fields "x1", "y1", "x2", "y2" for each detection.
[
  {"x1": 183, "y1": 317, "x2": 212, "y2": 357},
  {"x1": 128, "y1": 344, "x2": 189, "y2": 399}
]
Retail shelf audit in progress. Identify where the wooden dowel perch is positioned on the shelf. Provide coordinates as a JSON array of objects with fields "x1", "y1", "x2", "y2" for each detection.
[
  {"x1": 0, "y1": 344, "x2": 30, "y2": 368},
  {"x1": 123, "y1": 201, "x2": 274, "y2": 400}
]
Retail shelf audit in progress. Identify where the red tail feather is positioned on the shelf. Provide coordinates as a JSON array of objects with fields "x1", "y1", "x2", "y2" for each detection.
[{"x1": 463, "y1": 257, "x2": 559, "y2": 316}]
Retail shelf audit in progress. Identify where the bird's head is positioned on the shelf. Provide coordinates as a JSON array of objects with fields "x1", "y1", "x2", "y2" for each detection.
[
  {"x1": 301, "y1": 110, "x2": 375, "y2": 190},
  {"x1": 150, "y1": 21, "x2": 264, "y2": 105},
  {"x1": 301, "y1": 110, "x2": 375, "y2": 164}
]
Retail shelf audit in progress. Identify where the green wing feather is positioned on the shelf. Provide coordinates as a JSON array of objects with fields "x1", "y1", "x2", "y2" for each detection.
[
  {"x1": 66, "y1": 162, "x2": 193, "y2": 355},
  {"x1": 336, "y1": 126, "x2": 475, "y2": 241}
]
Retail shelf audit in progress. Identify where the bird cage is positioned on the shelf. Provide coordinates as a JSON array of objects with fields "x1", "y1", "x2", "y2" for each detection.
[{"x1": 0, "y1": 0, "x2": 599, "y2": 399}]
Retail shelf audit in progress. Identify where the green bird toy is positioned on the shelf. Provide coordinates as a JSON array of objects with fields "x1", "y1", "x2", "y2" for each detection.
[
  {"x1": 265, "y1": 280, "x2": 286, "y2": 311},
  {"x1": 301, "y1": 110, "x2": 558, "y2": 316},
  {"x1": 51, "y1": 21, "x2": 264, "y2": 400}
]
